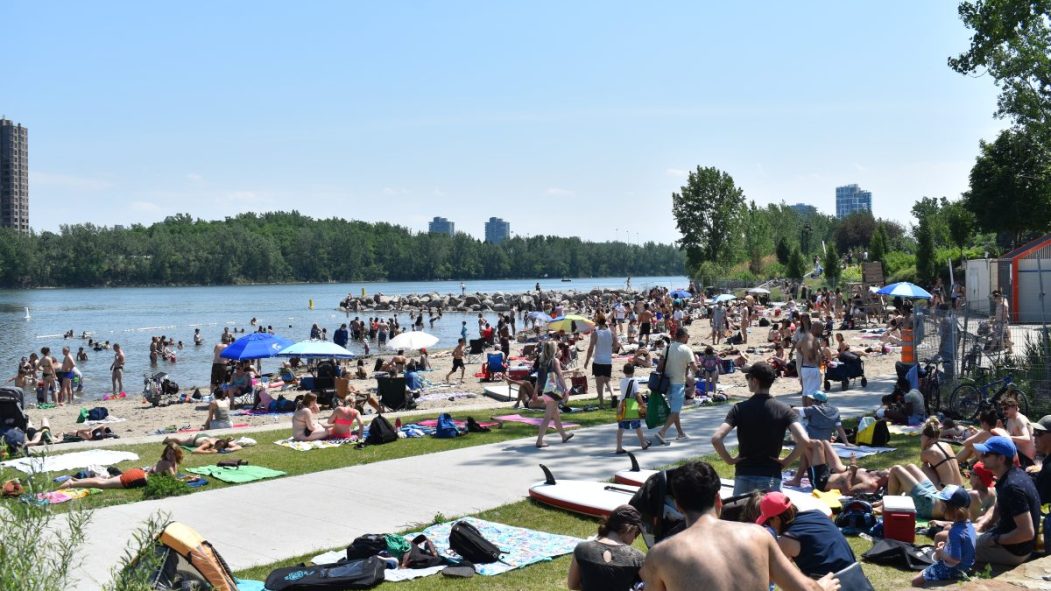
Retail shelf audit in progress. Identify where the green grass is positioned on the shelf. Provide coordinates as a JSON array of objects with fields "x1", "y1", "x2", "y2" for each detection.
[
  {"x1": 233, "y1": 427, "x2": 931, "y2": 591},
  {"x1": 0, "y1": 397, "x2": 628, "y2": 512}
]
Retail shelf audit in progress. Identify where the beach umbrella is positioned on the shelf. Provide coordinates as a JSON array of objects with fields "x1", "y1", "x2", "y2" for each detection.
[
  {"x1": 670, "y1": 289, "x2": 692, "y2": 299},
  {"x1": 386, "y1": 331, "x2": 439, "y2": 351},
  {"x1": 714, "y1": 294, "x2": 736, "y2": 303},
  {"x1": 277, "y1": 339, "x2": 355, "y2": 359},
  {"x1": 747, "y1": 287, "x2": 770, "y2": 295},
  {"x1": 547, "y1": 314, "x2": 595, "y2": 333},
  {"x1": 876, "y1": 282, "x2": 932, "y2": 299},
  {"x1": 221, "y1": 332, "x2": 294, "y2": 361}
]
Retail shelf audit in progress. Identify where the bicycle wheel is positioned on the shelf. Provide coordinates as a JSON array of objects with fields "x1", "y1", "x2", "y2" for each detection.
[{"x1": 949, "y1": 383, "x2": 982, "y2": 420}]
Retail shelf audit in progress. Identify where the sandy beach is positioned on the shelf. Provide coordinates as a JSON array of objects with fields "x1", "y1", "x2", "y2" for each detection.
[{"x1": 23, "y1": 313, "x2": 902, "y2": 438}]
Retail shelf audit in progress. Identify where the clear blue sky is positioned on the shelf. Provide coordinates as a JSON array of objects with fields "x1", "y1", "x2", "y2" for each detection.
[{"x1": 5, "y1": 1, "x2": 1002, "y2": 243}]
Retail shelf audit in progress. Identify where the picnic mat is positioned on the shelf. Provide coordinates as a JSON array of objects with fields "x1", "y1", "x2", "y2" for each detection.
[
  {"x1": 409, "y1": 517, "x2": 584, "y2": 576},
  {"x1": 187, "y1": 465, "x2": 286, "y2": 483},
  {"x1": 491, "y1": 414, "x2": 580, "y2": 429},
  {"x1": 309, "y1": 549, "x2": 443, "y2": 582},
  {"x1": 2, "y1": 449, "x2": 139, "y2": 474},
  {"x1": 274, "y1": 436, "x2": 358, "y2": 451},
  {"x1": 84, "y1": 416, "x2": 127, "y2": 426},
  {"x1": 27, "y1": 488, "x2": 103, "y2": 505}
]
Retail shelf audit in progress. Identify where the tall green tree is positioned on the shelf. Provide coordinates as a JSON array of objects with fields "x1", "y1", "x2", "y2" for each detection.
[
  {"x1": 964, "y1": 128, "x2": 1051, "y2": 247},
  {"x1": 915, "y1": 218, "x2": 937, "y2": 285},
  {"x1": 671, "y1": 166, "x2": 746, "y2": 275},
  {"x1": 868, "y1": 224, "x2": 888, "y2": 263},
  {"x1": 786, "y1": 247, "x2": 806, "y2": 280},
  {"x1": 944, "y1": 200, "x2": 977, "y2": 263},
  {"x1": 799, "y1": 223, "x2": 813, "y2": 256},
  {"x1": 823, "y1": 247, "x2": 842, "y2": 287},
  {"x1": 834, "y1": 212, "x2": 878, "y2": 253},
  {"x1": 775, "y1": 237, "x2": 791, "y2": 265},
  {"x1": 743, "y1": 201, "x2": 772, "y2": 275}
]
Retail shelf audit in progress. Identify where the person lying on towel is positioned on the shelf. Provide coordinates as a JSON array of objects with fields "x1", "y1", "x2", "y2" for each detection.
[{"x1": 58, "y1": 442, "x2": 181, "y2": 490}]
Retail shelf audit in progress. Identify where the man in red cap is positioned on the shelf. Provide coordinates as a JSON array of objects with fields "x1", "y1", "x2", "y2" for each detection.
[
  {"x1": 756, "y1": 492, "x2": 857, "y2": 579},
  {"x1": 640, "y1": 461, "x2": 839, "y2": 591}
]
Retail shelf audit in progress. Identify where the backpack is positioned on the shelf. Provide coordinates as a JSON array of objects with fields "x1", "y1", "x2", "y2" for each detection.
[
  {"x1": 264, "y1": 557, "x2": 386, "y2": 590},
  {"x1": 403, "y1": 535, "x2": 444, "y2": 569},
  {"x1": 448, "y1": 521, "x2": 504, "y2": 564},
  {"x1": 365, "y1": 415, "x2": 398, "y2": 445},
  {"x1": 465, "y1": 417, "x2": 490, "y2": 433},
  {"x1": 856, "y1": 417, "x2": 890, "y2": 447},
  {"x1": 346, "y1": 534, "x2": 389, "y2": 561},
  {"x1": 861, "y1": 539, "x2": 936, "y2": 571},
  {"x1": 435, "y1": 413, "x2": 460, "y2": 439},
  {"x1": 835, "y1": 500, "x2": 877, "y2": 535},
  {"x1": 87, "y1": 407, "x2": 109, "y2": 421}
]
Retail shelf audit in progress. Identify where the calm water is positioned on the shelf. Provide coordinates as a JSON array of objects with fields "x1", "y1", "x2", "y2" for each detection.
[{"x1": 0, "y1": 276, "x2": 685, "y2": 399}]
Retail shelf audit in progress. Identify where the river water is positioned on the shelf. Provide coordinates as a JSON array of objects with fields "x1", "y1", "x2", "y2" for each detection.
[{"x1": 0, "y1": 276, "x2": 685, "y2": 399}]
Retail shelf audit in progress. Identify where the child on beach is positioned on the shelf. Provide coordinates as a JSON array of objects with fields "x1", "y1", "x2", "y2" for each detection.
[
  {"x1": 913, "y1": 485, "x2": 976, "y2": 587},
  {"x1": 615, "y1": 364, "x2": 650, "y2": 454},
  {"x1": 700, "y1": 346, "x2": 720, "y2": 393}
]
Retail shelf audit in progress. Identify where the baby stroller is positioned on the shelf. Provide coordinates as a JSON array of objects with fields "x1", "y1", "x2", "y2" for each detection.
[
  {"x1": 824, "y1": 352, "x2": 868, "y2": 391},
  {"x1": 0, "y1": 387, "x2": 29, "y2": 455},
  {"x1": 143, "y1": 372, "x2": 180, "y2": 407}
]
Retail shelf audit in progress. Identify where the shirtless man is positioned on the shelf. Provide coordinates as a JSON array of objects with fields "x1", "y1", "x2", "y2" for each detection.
[
  {"x1": 446, "y1": 338, "x2": 466, "y2": 383},
  {"x1": 211, "y1": 342, "x2": 228, "y2": 393},
  {"x1": 796, "y1": 325, "x2": 822, "y2": 400},
  {"x1": 391, "y1": 350, "x2": 408, "y2": 375},
  {"x1": 59, "y1": 347, "x2": 76, "y2": 405},
  {"x1": 1001, "y1": 391, "x2": 1036, "y2": 464},
  {"x1": 638, "y1": 304, "x2": 654, "y2": 346},
  {"x1": 640, "y1": 461, "x2": 839, "y2": 591},
  {"x1": 803, "y1": 439, "x2": 889, "y2": 494},
  {"x1": 110, "y1": 343, "x2": 125, "y2": 396}
]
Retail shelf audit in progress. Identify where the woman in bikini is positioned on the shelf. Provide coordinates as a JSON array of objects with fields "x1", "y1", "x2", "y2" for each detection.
[
  {"x1": 39, "y1": 347, "x2": 57, "y2": 405},
  {"x1": 292, "y1": 393, "x2": 333, "y2": 441},
  {"x1": 325, "y1": 402, "x2": 364, "y2": 440},
  {"x1": 535, "y1": 341, "x2": 573, "y2": 448},
  {"x1": 918, "y1": 417, "x2": 964, "y2": 488},
  {"x1": 164, "y1": 433, "x2": 242, "y2": 454},
  {"x1": 59, "y1": 442, "x2": 182, "y2": 490}
]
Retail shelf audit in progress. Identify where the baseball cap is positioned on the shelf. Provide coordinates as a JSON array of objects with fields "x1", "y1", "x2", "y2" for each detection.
[
  {"x1": 971, "y1": 461, "x2": 996, "y2": 488},
  {"x1": 741, "y1": 362, "x2": 778, "y2": 384},
  {"x1": 935, "y1": 484, "x2": 971, "y2": 508},
  {"x1": 755, "y1": 491, "x2": 792, "y2": 525},
  {"x1": 1032, "y1": 415, "x2": 1051, "y2": 433},
  {"x1": 804, "y1": 391, "x2": 828, "y2": 403},
  {"x1": 974, "y1": 435, "x2": 1016, "y2": 459}
]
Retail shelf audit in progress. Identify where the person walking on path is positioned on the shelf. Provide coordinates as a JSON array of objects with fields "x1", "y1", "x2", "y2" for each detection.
[
  {"x1": 655, "y1": 328, "x2": 697, "y2": 445},
  {"x1": 584, "y1": 312, "x2": 615, "y2": 408},
  {"x1": 712, "y1": 362, "x2": 811, "y2": 495},
  {"x1": 110, "y1": 343, "x2": 125, "y2": 396},
  {"x1": 535, "y1": 341, "x2": 573, "y2": 448}
]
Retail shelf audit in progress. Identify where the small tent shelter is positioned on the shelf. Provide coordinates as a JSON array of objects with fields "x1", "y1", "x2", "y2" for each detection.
[{"x1": 137, "y1": 522, "x2": 240, "y2": 590}]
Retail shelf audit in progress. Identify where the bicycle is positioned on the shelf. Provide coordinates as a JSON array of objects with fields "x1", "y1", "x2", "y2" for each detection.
[
  {"x1": 947, "y1": 372, "x2": 1029, "y2": 421},
  {"x1": 918, "y1": 355, "x2": 946, "y2": 415}
]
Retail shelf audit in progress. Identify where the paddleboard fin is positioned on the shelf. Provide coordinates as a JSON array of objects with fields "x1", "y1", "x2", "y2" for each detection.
[
  {"x1": 628, "y1": 451, "x2": 640, "y2": 472},
  {"x1": 540, "y1": 464, "x2": 556, "y2": 485}
]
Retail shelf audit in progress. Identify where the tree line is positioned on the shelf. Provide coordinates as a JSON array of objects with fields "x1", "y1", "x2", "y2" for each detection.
[{"x1": 0, "y1": 212, "x2": 685, "y2": 288}]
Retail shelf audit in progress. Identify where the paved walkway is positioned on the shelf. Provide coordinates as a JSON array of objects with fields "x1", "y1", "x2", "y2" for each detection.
[{"x1": 71, "y1": 380, "x2": 893, "y2": 590}]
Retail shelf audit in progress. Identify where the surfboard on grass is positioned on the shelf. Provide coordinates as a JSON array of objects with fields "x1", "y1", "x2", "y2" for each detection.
[{"x1": 482, "y1": 384, "x2": 515, "y2": 402}]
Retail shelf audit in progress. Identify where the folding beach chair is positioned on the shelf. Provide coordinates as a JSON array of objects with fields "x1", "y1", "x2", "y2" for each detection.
[
  {"x1": 466, "y1": 339, "x2": 485, "y2": 364},
  {"x1": 377, "y1": 376, "x2": 410, "y2": 411},
  {"x1": 483, "y1": 353, "x2": 507, "y2": 381}
]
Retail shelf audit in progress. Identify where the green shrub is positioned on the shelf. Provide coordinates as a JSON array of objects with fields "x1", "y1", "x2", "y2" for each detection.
[
  {"x1": 883, "y1": 251, "x2": 916, "y2": 276},
  {"x1": 142, "y1": 474, "x2": 190, "y2": 500},
  {"x1": 763, "y1": 261, "x2": 785, "y2": 278},
  {"x1": 888, "y1": 266, "x2": 918, "y2": 283},
  {"x1": 841, "y1": 265, "x2": 862, "y2": 283}
]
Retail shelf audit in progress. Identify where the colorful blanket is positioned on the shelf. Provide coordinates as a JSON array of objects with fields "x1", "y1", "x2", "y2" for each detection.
[
  {"x1": 2, "y1": 449, "x2": 139, "y2": 474},
  {"x1": 407, "y1": 517, "x2": 583, "y2": 576},
  {"x1": 274, "y1": 436, "x2": 358, "y2": 451},
  {"x1": 27, "y1": 488, "x2": 102, "y2": 505},
  {"x1": 491, "y1": 414, "x2": 580, "y2": 429},
  {"x1": 187, "y1": 465, "x2": 286, "y2": 483}
]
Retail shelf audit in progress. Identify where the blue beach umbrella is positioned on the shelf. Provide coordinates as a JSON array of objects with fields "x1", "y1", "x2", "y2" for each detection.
[
  {"x1": 670, "y1": 289, "x2": 692, "y2": 299},
  {"x1": 277, "y1": 339, "x2": 356, "y2": 359},
  {"x1": 221, "y1": 332, "x2": 295, "y2": 361},
  {"x1": 876, "y1": 282, "x2": 932, "y2": 299}
]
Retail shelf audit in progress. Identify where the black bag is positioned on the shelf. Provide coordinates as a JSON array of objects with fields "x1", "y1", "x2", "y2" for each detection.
[
  {"x1": 833, "y1": 562, "x2": 874, "y2": 591},
  {"x1": 835, "y1": 500, "x2": 877, "y2": 535},
  {"x1": 448, "y1": 521, "x2": 504, "y2": 564},
  {"x1": 346, "y1": 534, "x2": 388, "y2": 560},
  {"x1": 86, "y1": 407, "x2": 109, "y2": 421},
  {"x1": 264, "y1": 557, "x2": 386, "y2": 590},
  {"x1": 403, "y1": 535, "x2": 444, "y2": 569},
  {"x1": 465, "y1": 417, "x2": 490, "y2": 433},
  {"x1": 861, "y1": 539, "x2": 935, "y2": 571},
  {"x1": 365, "y1": 415, "x2": 398, "y2": 445},
  {"x1": 647, "y1": 346, "x2": 672, "y2": 394}
]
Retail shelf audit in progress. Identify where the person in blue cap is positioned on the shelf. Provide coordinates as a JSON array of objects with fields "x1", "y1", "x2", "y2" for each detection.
[
  {"x1": 913, "y1": 485, "x2": 976, "y2": 586},
  {"x1": 973, "y1": 435, "x2": 1041, "y2": 565}
]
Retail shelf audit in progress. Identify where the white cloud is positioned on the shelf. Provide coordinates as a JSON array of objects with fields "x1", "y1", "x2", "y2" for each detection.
[
  {"x1": 545, "y1": 187, "x2": 576, "y2": 197},
  {"x1": 665, "y1": 168, "x2": 689, "y2": 178},
  {"x1": 31, "y1": 171, "x2": 113, "y2": 190}
]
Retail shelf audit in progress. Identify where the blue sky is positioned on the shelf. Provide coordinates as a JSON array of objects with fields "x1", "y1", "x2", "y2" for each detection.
[{"x1": 5, "y1": 1, "x2": 1002, "y2": 243}]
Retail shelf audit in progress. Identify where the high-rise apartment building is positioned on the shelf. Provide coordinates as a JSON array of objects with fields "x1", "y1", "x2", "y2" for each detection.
[
  {"x1": 428, "y1": 216, "x2": 455, "y2": 236},
  {"x1": 0, "y1": 118, "x2": 29, "y2": 232},
  {"x1": 789, "y1": 203, "x2": 818, "y2": 217},
  {"x1": 835, "y1": 184, "x2": 872, "y2": 219},
  {"x1": 484, "y1": 217, "x2": 510, "y2": 244}
]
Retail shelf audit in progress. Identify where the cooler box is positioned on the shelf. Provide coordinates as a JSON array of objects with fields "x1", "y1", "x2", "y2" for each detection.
[
  {"x1": 882, "y1": 495, "x2": 916, "y2": 543},
  {"x1": 508, "y1": 366, "x2": 531, "y2": 380}
]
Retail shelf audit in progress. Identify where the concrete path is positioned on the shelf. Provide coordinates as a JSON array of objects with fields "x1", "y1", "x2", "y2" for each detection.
[{"x1": 72, "y1": 380, "x2": 893, "y2": 590}]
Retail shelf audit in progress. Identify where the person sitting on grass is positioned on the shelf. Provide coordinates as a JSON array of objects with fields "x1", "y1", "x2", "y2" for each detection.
[
  {"x1": 784, "y1": 391, "x2": 852, "y2": 489},
  {"x1": 912, "y1": 486, "x2": 976, "y2": 587},
  {"x1": 164, "y1": 433, "x2": 242, "y2": 454},
  {"x1": 326, "y1": 400, "x2": 365, "y2": 440},
  {"x1": 956, "y1": 409, "x2": 1008, "y2": 466},
  {"x1": 915, "y1": 418, "x2": 964, "y2": 489},
  {"x1": 567, "y1": 504, "x2": 645, "y2": 591},
  {"x1": 973, "y1": 436, "x2": 1041, "y2": 566},
  {"x1": 58, "y1": 441, "x2": 181, "y2": 490},
  {"x1": 615, "y1": 364, "x2": 650, "y2": 455},
  {"x1": 292, "y1": 393, "x2": 334, "y2": 441},
  {"x1": 757, "y1": 491, "x2": 856, "y2": 579}
]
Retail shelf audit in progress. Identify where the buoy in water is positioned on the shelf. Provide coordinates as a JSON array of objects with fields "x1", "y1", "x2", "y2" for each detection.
[
  {"x1": 24, "y1": 307, "x2": 30, "y2": 320},
  {"x1": 309, "y1": 299, "x2": 314, "y2": 310}
]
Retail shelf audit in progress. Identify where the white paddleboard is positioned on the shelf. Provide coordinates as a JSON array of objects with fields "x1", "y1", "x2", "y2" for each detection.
[
  {"x1": 529, "y1": 478, "x2": 640, "y2": 518},
  {"x1": 482, "y1": 384, "x2": 514, "y2": 402}
]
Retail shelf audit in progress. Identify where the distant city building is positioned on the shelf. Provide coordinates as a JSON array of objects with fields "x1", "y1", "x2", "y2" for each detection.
[
  {"x1": 789, "y1": 203, "x2": 818, "y2": 217},
  {"x1": 0, "y1": 118, "x2": 29, "y2": 232},
  {"x1": 428, "y1": 216, "x2": 455, "y2": 236},
  {"x1": 484, "y1": 217, "x2": 511, "y2": 244},
  {"x1": 835, "y1": 184, "x2": 872, "y2": 219}
]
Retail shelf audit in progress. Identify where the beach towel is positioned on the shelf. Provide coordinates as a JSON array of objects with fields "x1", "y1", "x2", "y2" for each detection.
[
  {"x1": 829, "y1": 443, "x2": 895, "y2": 458},
  {"x1": 491, "y1": 414, "x2": 580, "y2": 429},
  {"x1": 417, "y1": 418, "x2": 499, "y2": 430},
  {"x1": 232, "y1": 409, "x2": 295, "y2": 417},
  {"x1": 2, "y1": 449, "x2": 139, "y2": 474},
  {"x1": 407, "y1": 517, "x2": 583, "y2": 576},
  {"x1": 888, "y1": 424, "x2": 923, "y2": 436},
  {"x1": 31, "y1": 488, "x2": 102, "y2": 505},
  {"x1": 415, "y1": 391, "x2": 477, "y2": 403},
  {"x1": 186, "y1": 465, "x2": 286, "y2": 483},
  {"x1": 274, "y1": 436, "x2": 357, "y2": 452}
]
